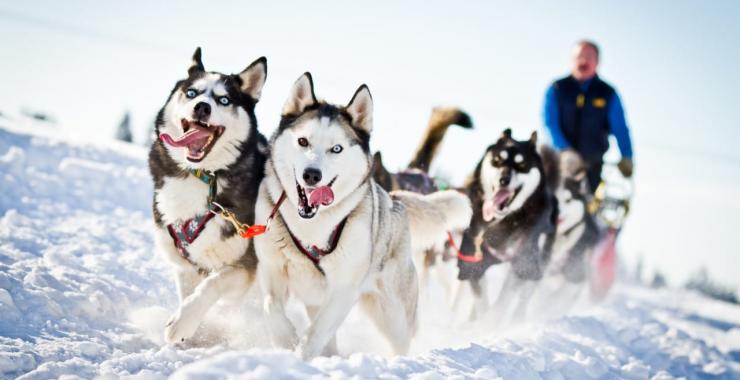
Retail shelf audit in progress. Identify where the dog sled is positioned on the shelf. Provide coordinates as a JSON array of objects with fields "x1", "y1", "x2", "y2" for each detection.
[{"x1": 588, "y1": 162, "x2": 633, "y2": 300}]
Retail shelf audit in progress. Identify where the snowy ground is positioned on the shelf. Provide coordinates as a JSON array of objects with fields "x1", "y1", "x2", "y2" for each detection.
[{"x1": 1, "y1": 122, "x2": 739, "y2": 379}]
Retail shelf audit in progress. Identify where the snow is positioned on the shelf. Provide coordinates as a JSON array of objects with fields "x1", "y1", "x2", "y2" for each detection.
[{"x1": 1, "y1": 121, "x2": 739, "y2": 379}]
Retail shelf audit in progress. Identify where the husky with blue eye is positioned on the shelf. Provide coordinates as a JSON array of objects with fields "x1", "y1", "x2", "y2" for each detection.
[
  {"x1": 254, "y1": 73, "x2": 472, "y2": 359},
  {"x1": 148, "y1": 48, "x2": 267, "y2": 344}
]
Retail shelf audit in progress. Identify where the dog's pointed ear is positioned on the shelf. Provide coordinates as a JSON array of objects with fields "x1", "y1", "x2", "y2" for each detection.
[
  {"x1": 282, "y1": 72, "x2": 317, "y2": 115},
  {"x1": 188, "y1": 47, "x2": 205, "y2": 76},
  {"x1": 238, "y1": 57, "x2": 267, "y2": 101},
  {"x1": 373, "y1": 151, "x2": 384, "y2": 166},
  {"x1": 502, "y1": 128, "x2": 512, "y2": 139},
  {"x1": 530, "y1": 131, "x2": 538, "y2": 146},
  {"x1": 346, "y1": 84, "x2": 373, "y2": 133}
]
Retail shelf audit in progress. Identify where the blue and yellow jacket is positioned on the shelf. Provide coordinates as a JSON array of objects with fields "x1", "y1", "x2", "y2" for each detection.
[{"x1": 543, "y1": 74, "x2": 633, "y2": 160}]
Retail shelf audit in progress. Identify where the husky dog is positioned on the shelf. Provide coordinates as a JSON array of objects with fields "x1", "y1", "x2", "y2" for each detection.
[
  {"x1": 372, "y1": 106, "x2": 472, "y2": 193},
  {"x1": 455, "y1": 129, "x2": 558, "y2": 321},
  {"x1": 149, "y1": 48, "x2": 267, "y2": 344},
  {"x1": 254, "y1": 73, "x2": 472, "y2": 359},
  {"x1": 551, "y1": 178, "x2": 600, "y2": 281},
  {"x1": 550, "y1": 151, "x2": 600, "y2": 283},
  {"x1": 537, "y1": 151, "x2": 600, "y2": 314}
]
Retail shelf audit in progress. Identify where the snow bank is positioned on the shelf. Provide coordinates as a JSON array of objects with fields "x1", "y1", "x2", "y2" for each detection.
[{"x1": 1, "y1": 124, "x2": 738, "y2": 379}]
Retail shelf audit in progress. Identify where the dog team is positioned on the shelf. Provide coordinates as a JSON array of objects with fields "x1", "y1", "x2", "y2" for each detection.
[{"x1": 149, "y1": 48, "x2": 609, "y2": 359}]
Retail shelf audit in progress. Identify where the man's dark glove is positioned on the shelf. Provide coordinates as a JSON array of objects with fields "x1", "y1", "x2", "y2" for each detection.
[{"x1": 618, "y1": 158, "x2": 633, "y2": 178}]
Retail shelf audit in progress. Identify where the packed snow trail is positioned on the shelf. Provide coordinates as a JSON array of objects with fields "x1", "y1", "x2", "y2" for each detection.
[{"x1": 0, "y1": 122, "x2": 738, "y2": 379}]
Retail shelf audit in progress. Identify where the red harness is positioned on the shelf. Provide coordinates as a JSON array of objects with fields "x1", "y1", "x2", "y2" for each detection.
[
  {"x1": 447, "y1": 232, "x2": 520, "y2": 263},
  {"x1": 447, "y1": 232, "x2": 483, "y2": 263},
  {"x1": 166, "y1": 169, "x2": 217, "y2": 265},
  {"x1": 167, "y1": 212, "x2": 215, "y2": 265},
  {"x1": 286, "y1": 218, "x2": 348, "y2": 275}
]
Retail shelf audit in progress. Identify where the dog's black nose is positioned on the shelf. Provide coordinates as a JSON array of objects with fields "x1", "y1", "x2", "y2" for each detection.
[
  {"x1": 499, "y1": 175, "x2": 511, "y2": 187},
  {"x1": 303, "y1": 168, "x2": 322, "y2": 186},
  {"x1": 193, "y1": 102, "x2": 211, "y2": 121}
]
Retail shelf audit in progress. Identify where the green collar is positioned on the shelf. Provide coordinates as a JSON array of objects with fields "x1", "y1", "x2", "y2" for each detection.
[{"x1": 190, "y1": 169, "x2": 217, "y2": 208}]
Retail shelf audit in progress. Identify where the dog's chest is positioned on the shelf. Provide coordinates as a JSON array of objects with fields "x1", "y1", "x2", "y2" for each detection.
[
  {"x1": 555, "y1": 223, "x2": 585, "y2": 250},
  {"x1": 286, "y1": 260, "x2": 328, "y2": 305},
  {"x1": 156, "y1": 176, "x2": 213, "y2": 224},
  {"x1": 155, "y1": 176, "x2": 248, "y2": 268},
  {"x1": 281, "y1": 235, "x2": 367, "y2": 306}
]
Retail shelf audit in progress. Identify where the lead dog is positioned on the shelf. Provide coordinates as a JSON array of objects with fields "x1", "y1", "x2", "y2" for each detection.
[
  {"x1": 254, "y1": 73, "x2": 472, "y2": 359},
  {"x1": 149, "y1": 48, "x2": 267, "y2": 344}
]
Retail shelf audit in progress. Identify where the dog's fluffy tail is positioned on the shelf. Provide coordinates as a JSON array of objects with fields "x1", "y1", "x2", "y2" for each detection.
[
  {"x1": 408, "y1": 107, "x2": 473, "y2": 172},
  {"x1": 392, "y1": 190, "x2": 472, "y2": 252}
]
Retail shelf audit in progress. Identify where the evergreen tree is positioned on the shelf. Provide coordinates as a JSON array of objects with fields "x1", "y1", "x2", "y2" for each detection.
[{"x1": 116, "y1": 111, "x2": 133, "y2": 143}]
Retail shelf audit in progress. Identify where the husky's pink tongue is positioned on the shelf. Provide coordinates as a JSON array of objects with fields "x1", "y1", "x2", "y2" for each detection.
[
  {"x1": 482, "y1": 189, "x2": 513, "y2": 222},
  {"x1": 493, "y1": 189, "x2": 512, "y2": 208},
  {"x1": 308, "y1": 186, "x2": 334, "y2": 207},
  {"x1": 160, "y1": 128, "x2": 211, "y2": 148},
  {"x1": 482, "y1": 199, "x2": 496, "y2": 222}
]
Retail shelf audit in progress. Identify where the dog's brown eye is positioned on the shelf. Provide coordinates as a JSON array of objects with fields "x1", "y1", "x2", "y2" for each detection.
[{"x1": 298, "y1": 137, "x2": 309, "y2": 147}]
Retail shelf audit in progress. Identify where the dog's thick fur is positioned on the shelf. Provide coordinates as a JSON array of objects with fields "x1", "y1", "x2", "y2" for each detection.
[
  {"x1": 550, "y1": 178, "x2": 600, "y2": 281},
  {"x1": 533, "y1": 150, "x2": 601, "y2": 315},
  {"x1": 149, "y1": 48, "x2": 267, "y2": 344},
  {"x1": 254, "y1": 73, "x2": 472, "y2": 359},
  {"x1": 456, "y1": 129, "x2": 558, "y2": 321},
  {"x1": 549, "y1": 151, "x2": 600, "y2": 284}
]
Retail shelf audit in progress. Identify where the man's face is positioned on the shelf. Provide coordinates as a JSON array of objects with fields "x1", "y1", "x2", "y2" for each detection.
[{"x1": 571, "y1": 43, "x2": 598, "y2": 81}]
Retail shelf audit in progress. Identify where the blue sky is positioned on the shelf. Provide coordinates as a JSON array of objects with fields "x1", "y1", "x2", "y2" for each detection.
[{"x1": 1, "y1": 0, "x2": 738, "y2": 287}]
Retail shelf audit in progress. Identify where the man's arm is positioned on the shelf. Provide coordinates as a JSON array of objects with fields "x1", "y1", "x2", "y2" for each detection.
[
  {"x1": 543, "y1": 85, "x2": 570, "y2": 150},
  {"x1": 608, "y1": 91, "x2": 633, "y2": 159}
]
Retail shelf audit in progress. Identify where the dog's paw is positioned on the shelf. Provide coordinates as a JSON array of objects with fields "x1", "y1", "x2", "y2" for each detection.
[
  {"x1": 295, "y1": 338, "x2": 320, "y2": 361},
  {"x1": 295, "y1": 343, "x2": 309, "y2": 361},
  {"x1": 163, "y1": 311, "x2": 200, "y2": 344},
  {"x1": 295, "y1": 345, "x2": 309, "y2": 361}
]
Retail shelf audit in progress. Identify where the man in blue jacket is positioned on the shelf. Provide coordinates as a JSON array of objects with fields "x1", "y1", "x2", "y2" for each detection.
[{"x1": 543, "y1": 40, "x2": 634, "y2": 193}]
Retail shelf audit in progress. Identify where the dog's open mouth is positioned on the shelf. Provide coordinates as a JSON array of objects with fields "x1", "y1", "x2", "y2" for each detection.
[
  {"x1": 481, "y1": 185, "x2": 522, "y2": 222},
  {"x1": 295, "y1": 177, "x2": 337, "y2": 219},
  {"x1": 159, "y1": 119, "x2": 225, "y2": 162}
]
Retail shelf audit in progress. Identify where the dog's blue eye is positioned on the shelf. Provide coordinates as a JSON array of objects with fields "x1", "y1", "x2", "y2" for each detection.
[
  {"x1": 330, "y1": 145, "x2": 343, "y2": 154},
  {"x1": 185, "y1": 89, "x2": 197, "y2": 99},
  {"x1": 218, "y1": 96, "x2": 230, "y2": 106}
]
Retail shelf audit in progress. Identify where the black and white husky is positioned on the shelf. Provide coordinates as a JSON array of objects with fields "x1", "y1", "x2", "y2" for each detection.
[
  {"x1": 148, "y1": 48, "x2": 267, "y2": 344},
  {"x1": 536, "y1": 151, "x2": 600, "y2": 315},
  {"x1": 254, "y1": 73, "x2": 472, "y2": 359},
  {"x1": 455, "y1": 129, "x2": 558, "y2": 322}
]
